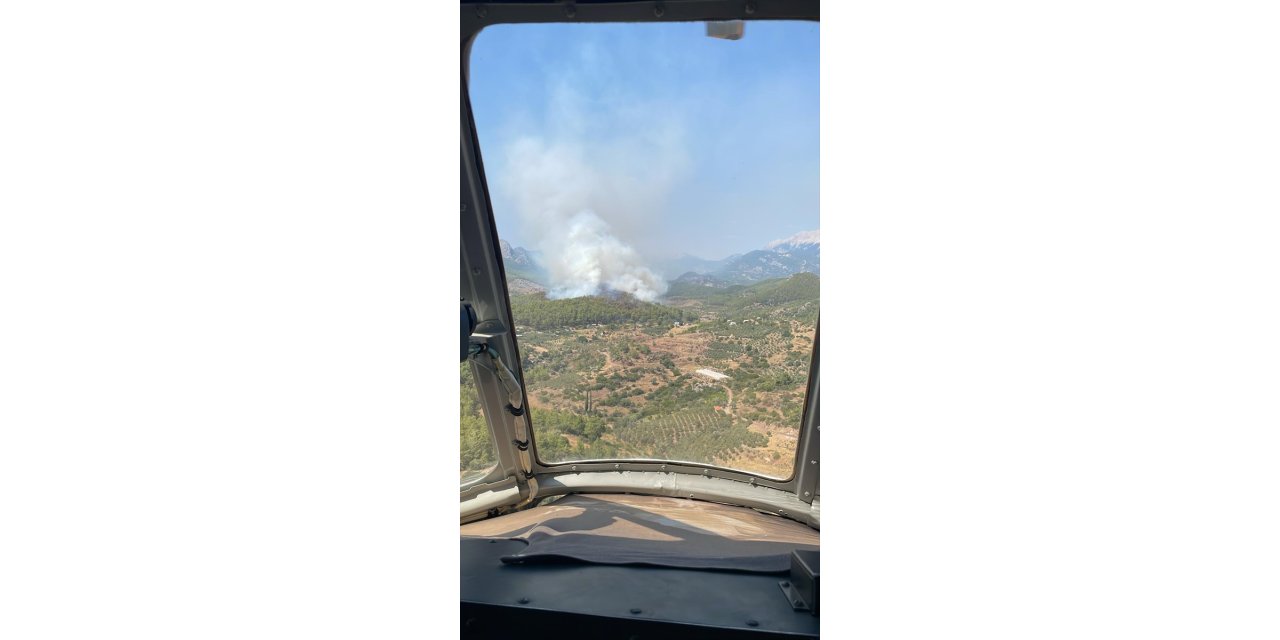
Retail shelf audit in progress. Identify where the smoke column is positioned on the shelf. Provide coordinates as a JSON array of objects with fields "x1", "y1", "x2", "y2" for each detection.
[{"x1": 499, "y1": 135, "x2": 677, "y2": 302}]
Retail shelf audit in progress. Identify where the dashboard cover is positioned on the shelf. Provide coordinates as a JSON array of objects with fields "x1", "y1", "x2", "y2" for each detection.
[{"x1": 460, "y1": 493, "x2": 819, "y2": 573}]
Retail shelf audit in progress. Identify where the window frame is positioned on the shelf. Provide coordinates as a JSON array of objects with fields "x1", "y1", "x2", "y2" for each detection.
[
  {"x1": 458, "y1": 361, "x2": 504, "y2": 487},
  {"x1": 460, "y1": 0, "x2": 820, "y2": 520}
]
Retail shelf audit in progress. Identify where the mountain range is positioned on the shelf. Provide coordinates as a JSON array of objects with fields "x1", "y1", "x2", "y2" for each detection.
[
  {"x1": 691, "y1": 230, "x2": 819, "y2": 285},
  {"x1": 498, "y1": 230, "x2": 819, "y2": 298},
  {"x1": 663, "y1": 230, "x2": 819, "y2": 288},
  {"x1": 498, "y1": 239, "x2": 548, "y2": 285}
]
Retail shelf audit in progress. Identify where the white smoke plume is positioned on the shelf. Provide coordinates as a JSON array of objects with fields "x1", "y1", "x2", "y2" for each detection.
[
  {"x1": 498, "y1": 133, "x2": 683, "y2": 303},
  {"x1": 489, "y1": 35, "x2": 694, "y2": 302},
  {"x1": 551, "y1": 211, "x2": 665, "y2": 300}
]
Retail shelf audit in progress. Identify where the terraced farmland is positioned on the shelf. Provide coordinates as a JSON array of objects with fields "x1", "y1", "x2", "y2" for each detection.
[{"x1": 614, "y1": 409, "x2": 767, "y2": 465}]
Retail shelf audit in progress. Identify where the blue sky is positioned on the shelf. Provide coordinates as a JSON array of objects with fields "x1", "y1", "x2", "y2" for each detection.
[{"x1": 468, "y1": 20, "x2": 818, "y2": 262}]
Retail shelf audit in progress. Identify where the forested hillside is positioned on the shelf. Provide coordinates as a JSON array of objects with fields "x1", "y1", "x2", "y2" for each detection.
[
  {"x1": 509, "y1": 292, "x2": 696, "y2": 329},
  {"x1": 463, "y1": 269, "x2": 819, "y2": 480}
]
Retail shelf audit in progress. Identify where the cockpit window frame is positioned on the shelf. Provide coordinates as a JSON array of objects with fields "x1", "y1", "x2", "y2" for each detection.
[{"x1": 460, "y1": 0, "x2": 820, "y2": 524}]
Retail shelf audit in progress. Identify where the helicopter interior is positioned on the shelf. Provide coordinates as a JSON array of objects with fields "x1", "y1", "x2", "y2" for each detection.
[{"x1": 460, "y1": 2, "x2": 820, "y2": 637}]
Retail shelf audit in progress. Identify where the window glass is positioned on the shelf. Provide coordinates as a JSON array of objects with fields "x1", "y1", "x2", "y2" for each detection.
[
  {"x1": 470, "y1": 21, "x2": 818, "y2": 479},
  {"x1": 460, "y1": 364, "x2": 498, "y2": 484}
]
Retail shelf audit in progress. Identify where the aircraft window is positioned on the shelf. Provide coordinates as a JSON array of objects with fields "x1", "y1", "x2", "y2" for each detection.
[
  {"x1": 469, "y1": 21, "x2": 818, "y2": 479},
  {"x1": 460, "y1": 363, "x2": 498, "y2": 484}
]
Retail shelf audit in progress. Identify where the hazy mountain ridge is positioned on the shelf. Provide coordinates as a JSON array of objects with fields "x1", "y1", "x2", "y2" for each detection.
[
  {"x1": 499, "y1": 239, "x2": 537, "y2": 267},
  {"x1": 499, "y1": 229, "x2": 819, "y2": 296},
  {"x1": 498, "y1": 239, "x2": 548, "y2": 283},
  {"x1": 714, "y1": 247, "x2": 819, "y2": 284},
  {"x1": 766, "y1": 229, "x2": 820, "y2": 250},
  {"x1": 657, "y1": 254, "x2": 736, "y2": 280}
]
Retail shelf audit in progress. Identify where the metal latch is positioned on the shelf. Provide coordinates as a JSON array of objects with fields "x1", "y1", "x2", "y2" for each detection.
[{"x1": 779, "y1": 549, "x2": 819, "y2": 615}]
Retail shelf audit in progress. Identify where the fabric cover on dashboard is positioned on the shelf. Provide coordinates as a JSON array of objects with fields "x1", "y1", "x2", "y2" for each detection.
[{"x1": 459, "y1": 493, "x2": 818, "y2": 573}]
